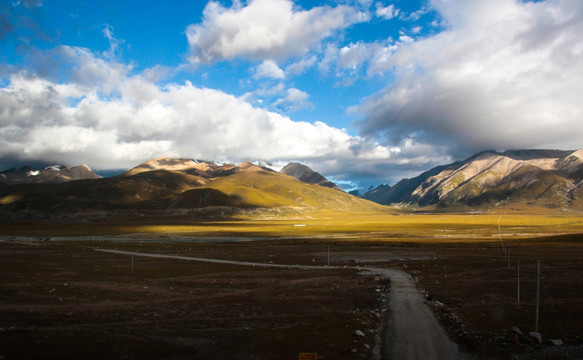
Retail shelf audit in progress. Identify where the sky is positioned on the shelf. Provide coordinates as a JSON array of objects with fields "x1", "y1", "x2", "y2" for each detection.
[{"x1": 1, "y1": 0, "x2": 582, "y2": 192}]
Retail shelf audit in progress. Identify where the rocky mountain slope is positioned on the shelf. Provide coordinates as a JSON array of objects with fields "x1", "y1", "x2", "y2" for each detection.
[
  {"x1": 363, "y1": 149, "x2": 583, "y2": 209},
  {"x1": 280, "y1": 162, "x2": 342, "y2": 191},
  {"x1": 0, "y1": 158, "x2": 384, "y2": 219},
  {"x1": 0, "y1": 164, "x2": 99, "y2": 184}
]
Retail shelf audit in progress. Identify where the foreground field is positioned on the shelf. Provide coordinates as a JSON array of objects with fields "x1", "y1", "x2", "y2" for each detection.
[
  {"x1": 0, "y1": 240, "x2": 384, "y2": 359},
  {"x1": 1, "y1": 212, "x2": 583, "y2": 359}
]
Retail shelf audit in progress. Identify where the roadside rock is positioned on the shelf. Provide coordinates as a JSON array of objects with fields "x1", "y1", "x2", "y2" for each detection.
[
  {"x1": 549, "y1": 339, "x2": 563, "y2": 346},
  {"x1": 530, "y1": 332, "x2": 543, "y2": 344},
  {"x1": 354, "y1": 329, "x2": 366, "y2": 337}
]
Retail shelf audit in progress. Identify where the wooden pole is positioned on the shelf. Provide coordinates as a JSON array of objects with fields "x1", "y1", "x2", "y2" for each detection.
[
  {"x1": 517, "y1": 260, "x2": 520, "y2": 304},
  {"x1": 498, "y1": 215, "x2": 505, "y2": 257},
  {"x1": 507, "y1": 247, "x2": 510, "y2": 268},
  {"x1": 535, "y1": 260, "x2": 540, "y2": 332}
]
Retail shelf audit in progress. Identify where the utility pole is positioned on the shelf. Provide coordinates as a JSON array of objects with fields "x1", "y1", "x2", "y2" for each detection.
[
  {"x1": 507, "y1": 247, "x2": 510, "y2": 268},
  {"x1": 517, "y1": 260, "x2": 520, "y2": 304},
  {"x1": 535, "y1": 260, "x2": 540, "y2": 333},
  {"x1": 498, "y1": 215, "x2": 505, "y2": 257}
]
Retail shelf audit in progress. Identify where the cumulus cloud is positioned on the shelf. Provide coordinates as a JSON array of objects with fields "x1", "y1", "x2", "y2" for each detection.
[
  {"x1": 253, "y1": 59, "x2": 285, "y2": 79},
  {"x1": 0, "y1": 45, "x2": 396, "y2": 175},
  {"x1": 286, "y1": 55, "x2": 317, "y2": 75},
  {"x1": 356, "y1": 0, "x2": 583, "y2": 156},
  {"x1": 273, "y1": 88, "x2": 313, "y2": 113},
  {"x1": 338, "y1": 42, "x2": 378, "y2": 72},
  {"x1": 186, "y1": 0, "x2": 367, "y2": 64},
  {"x1": 375, "y1": 3, "x2": 399, "y2": 20}
]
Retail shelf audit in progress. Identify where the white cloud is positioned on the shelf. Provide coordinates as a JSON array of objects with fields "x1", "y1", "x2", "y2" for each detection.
[
  {"x1": 338, "y1": 42, "x2": 377, "y2": 71},
  {"x1": 375, "y1": 3, "x2": 399, "y2": 20},
  {"x1": 186, "y1": 0, "x2": 367, "y2": 64},
  {"x1": 357, "y1": 0, "x2": 583, "y2": 155},
  {"x1": 101, "y1": 24, "x2": 124, "y2": 59},
  {"x1": 253, "y1": 59, "x2": 285, "y2": 79},
  {"x1": 273, "y1": 88, "x2": 313, "y2": 113},
  {"x1": 286, "y1": 55, "x2": 317, "y2": 75},
  {"x1": 0, "y1": 46, "x2": 395, "y2": 174},
  {"x1": 14, "y1": 0, "x2": 43, "y2": 9},
  {"x1": 27, "y1": 45, "x2": 132, "y2": 94},
  {"x1": 318, "y1": 40, "x2": 391, "y2": 80}
]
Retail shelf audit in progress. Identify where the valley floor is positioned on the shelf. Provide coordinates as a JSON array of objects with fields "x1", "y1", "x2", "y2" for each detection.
[{"x1": 1, "y1": 213, "x2": 583, "y2": 359}]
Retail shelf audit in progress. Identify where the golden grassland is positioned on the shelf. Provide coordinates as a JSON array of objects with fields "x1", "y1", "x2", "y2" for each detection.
[{"x1": 2, "y1": 209, "x2": 583, "y2": 242}]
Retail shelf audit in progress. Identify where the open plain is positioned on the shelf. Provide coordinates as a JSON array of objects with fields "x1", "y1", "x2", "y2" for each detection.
[{"x1": 1, "y1": 212, "x2": 583, "y2": 359}]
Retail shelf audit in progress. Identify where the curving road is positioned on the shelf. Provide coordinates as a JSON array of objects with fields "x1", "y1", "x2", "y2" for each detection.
[
  {"x1": 368, "y1": 268, "x2": 469, "y2": 360},
  {"x1": 95, "y1": 249, "x2": 468, "y2": 359}
]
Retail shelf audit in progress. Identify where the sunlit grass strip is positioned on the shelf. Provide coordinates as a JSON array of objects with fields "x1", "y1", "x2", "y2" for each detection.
[{"x1": 1, "y1": 212, "x2": 582, "y2": 241}]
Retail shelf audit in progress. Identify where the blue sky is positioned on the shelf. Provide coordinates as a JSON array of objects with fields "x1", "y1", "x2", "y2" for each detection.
[{"x1": 1, "y1": 0, "x2": 582, "y2": 192}]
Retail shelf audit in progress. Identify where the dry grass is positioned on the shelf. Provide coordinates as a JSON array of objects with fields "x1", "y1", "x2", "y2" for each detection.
[{"x1": 2, "y1": 211, "x2": 582, "y2": 241}]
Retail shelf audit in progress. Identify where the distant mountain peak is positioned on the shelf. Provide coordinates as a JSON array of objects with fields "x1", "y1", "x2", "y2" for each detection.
[
  {"x1": 0, "y1": 164, "x2": 99, "y2": 184},
  {"x1": 363, "y1": 148, "x2": 583, "y2": 210},
  {"x1": 280, "y1": 162, "x2": 342, "y2": 191}
]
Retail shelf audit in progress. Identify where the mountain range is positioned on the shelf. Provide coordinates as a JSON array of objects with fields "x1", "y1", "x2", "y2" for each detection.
[
  {"x1": 1, "y1": 148, "x2": 582, "y2": 220},
  {"x1": 0, "y1": 158, "x2": 383, "y2": 219},
  {"x1": 362, "y1": 149, "x2": 583, "y2": 210}
]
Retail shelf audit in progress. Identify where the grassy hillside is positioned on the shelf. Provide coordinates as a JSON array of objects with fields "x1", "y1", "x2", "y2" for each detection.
[{"x1": 200, "y1": 168, "x2": 385, "y2": 212}]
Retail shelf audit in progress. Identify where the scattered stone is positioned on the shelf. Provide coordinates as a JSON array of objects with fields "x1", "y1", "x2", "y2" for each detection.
[
  {"x1": 354, "y1": 330, "x2": 365, "y2": 337},
  {"x1": 512, "y1": 327, "x2": 523, "y2": 335},
  {"x1": 530, "y1": 332, "x2": 542, "y2": 344},
  {"x1": 549, "y1": 339, "x2": 563, "y2": 346}
]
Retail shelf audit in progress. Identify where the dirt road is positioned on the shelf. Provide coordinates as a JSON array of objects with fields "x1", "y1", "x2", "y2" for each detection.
[
  {"x1": 369, "y1": 268, "x2": 468, "y2": 360},
  {"x1": 96, "y1": 249, "x2": 467, "y2": 359},
  {"x1": 93, "y1": 248, "x2": 342, "y2": 270}
]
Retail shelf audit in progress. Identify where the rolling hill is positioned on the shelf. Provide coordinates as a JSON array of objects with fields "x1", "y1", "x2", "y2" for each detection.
[{"x1": 363, "y1": 149, "x2": 583, "y2": 210}]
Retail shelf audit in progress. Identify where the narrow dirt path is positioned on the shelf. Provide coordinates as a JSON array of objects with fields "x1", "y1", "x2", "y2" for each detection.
[
  {"x1": 93, "y1": 248, "x2": 342, "y2": 270},
  {"x1": 368, "y1": 267, "x2": 469, "y2": 360}
]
